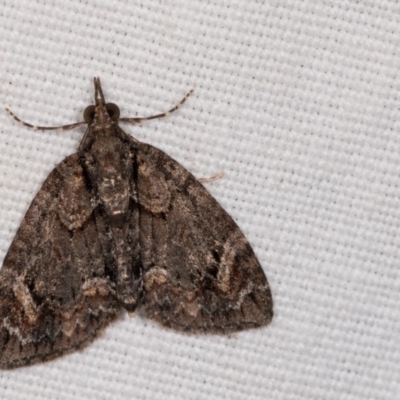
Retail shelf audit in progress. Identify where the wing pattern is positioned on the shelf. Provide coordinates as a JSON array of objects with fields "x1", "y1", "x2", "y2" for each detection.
[
  {"x1": 0, "y1": 155, "x2": 120, "y2": 369},
  {"x1": 135, "y1": 142, "x2": 273, "y2": 333}
]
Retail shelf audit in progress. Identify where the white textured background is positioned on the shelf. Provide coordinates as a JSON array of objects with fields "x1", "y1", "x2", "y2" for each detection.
[{"x1": 0, "y1": 1, "x2": 399, "y2": 399}]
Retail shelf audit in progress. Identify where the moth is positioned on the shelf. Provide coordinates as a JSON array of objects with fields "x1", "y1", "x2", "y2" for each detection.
[{"x1": 0, "y1": 78, "x2": 273, "y2": 369}]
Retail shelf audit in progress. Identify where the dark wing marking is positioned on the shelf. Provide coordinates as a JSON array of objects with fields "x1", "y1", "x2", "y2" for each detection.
[
  {"x1": 134, "y1": 142, "x2": 273, "y2": 334},
  {"x1": 0, "y1": 154, "x2": 120, "y2": 369}
]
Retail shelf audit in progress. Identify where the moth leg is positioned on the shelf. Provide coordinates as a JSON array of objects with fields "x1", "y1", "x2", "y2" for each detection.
[
  {"x1": 119, "y1": 89, "x2": 194, "y2": 124},
  {"x1": 198, "y1": 171, "x2": 225, "y2": 183},
  {"x1": 5, "y1": 108, "x2": 86, "y2": 131}
]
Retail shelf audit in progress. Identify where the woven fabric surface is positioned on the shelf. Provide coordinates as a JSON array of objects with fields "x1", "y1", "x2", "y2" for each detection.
[{"x1": 0, "y1": 1, "x2": 399, "y2": 399}]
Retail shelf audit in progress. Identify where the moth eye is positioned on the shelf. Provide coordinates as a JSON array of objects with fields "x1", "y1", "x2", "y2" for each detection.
[
  {"x1": 83, "y1": 105, "x2": 96, "y2": 123},
  {"x1": 105, "y1": 103, "x2": 120, "y2": 121}
]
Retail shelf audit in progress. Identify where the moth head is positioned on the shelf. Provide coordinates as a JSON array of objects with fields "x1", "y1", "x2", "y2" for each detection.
[
  {"x1": 83, "y1": 77, "x2": 121, "y2": 124},
  {"x1": 83, "y1": 103, "x2": 120, "y2": 124}
]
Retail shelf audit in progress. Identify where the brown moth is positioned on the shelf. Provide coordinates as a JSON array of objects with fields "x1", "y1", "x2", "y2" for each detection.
[{"x1": 0, "y1": 78, "x2": 273, "y2": 369}]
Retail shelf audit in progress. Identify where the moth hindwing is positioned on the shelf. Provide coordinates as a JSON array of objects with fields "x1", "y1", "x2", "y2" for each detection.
[{"x1": 0, "y1": 78, "x2": 273, "y2": 369}]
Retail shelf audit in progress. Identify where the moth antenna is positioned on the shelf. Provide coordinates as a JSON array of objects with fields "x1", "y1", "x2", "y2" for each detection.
[
  {"x1": 5, "y1": 108, "x2": 86, "y2": 131},
  {"x1": 119, "y1": 88, "x2": 195, "y2": 124}
]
